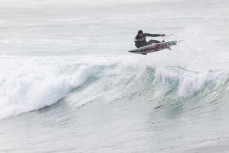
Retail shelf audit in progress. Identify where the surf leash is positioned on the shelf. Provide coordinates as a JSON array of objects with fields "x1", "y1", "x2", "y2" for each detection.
[{"x1": 162, "y1": 34, "x2": 183, "y2": 43}]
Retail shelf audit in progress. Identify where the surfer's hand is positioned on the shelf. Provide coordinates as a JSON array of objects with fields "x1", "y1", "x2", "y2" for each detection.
[{"x1": 161, "y1": 34, "x2": 165, "y2": 37}]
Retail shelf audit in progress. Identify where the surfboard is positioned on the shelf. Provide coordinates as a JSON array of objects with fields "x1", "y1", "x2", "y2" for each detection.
[{"x1": 128, "y1": 41, "x2": 177, "y2": 55}]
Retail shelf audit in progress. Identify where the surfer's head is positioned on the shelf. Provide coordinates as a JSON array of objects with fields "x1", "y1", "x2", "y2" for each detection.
[{"x1": 138, "y1": 30, "x2": 144, "y2": 37}]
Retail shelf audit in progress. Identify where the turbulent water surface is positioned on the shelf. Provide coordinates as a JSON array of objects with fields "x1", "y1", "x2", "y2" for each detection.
[{"x1": 0, "y1": 0, "x2": 229, "y2": 152}]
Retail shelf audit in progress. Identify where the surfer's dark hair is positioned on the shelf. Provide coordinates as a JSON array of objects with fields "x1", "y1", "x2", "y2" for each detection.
[{"x1": 138, "y1": 30, "x2": 143, "y2": 34}]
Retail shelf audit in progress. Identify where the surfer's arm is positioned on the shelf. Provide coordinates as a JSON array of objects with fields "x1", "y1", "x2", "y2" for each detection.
[{"x1": 145, "y1": 33, "x2": 165, "y2": 37}]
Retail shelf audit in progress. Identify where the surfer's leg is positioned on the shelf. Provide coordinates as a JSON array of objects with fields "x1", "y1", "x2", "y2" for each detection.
[
  {"x1": 151, "y1": 40, "x2": 161, "y2": 43},
  {"x1": 135, "y1": 44, "x2": 140, "y2": 48},
  {"x1": 147, "y1": 40, "x2": 160, "y2": 45},
  {"x1": 147, "y1": 40, "x2": 154, "y2": 45}
]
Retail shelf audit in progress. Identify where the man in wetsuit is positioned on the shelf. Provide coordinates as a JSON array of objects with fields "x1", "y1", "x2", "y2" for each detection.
[{"x1": 135, "y1": 30, "x2": 165, "y2": 48}]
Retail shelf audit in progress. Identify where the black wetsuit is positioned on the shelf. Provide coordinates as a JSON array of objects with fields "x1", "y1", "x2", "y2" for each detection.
[{"x1": 135, "y1": 33, "x2": 161, "y2": 48}]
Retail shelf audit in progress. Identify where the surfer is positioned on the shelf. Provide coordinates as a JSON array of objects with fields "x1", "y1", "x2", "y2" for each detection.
[{"x1": 135, "y1": 30, "x2": 165, "y2": 48}]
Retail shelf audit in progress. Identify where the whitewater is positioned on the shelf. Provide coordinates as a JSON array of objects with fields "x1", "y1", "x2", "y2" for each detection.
[{"x1": 0, "y1": 0, "x2": 229, "y2": 152}]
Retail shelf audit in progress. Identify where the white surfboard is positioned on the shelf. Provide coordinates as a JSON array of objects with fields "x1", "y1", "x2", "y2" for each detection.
[{"x1": 128, "y1": 41, "x2": 177, "y2": 55}]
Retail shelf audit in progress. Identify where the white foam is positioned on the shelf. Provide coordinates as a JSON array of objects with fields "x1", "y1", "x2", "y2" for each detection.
[{"x1": 0, "y1": 56, "x2": 103, "y2": 119}]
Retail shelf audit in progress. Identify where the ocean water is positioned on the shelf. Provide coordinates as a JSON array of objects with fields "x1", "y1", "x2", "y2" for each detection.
[{"x1": 0, "y1": 0, "x2": 229, "y2": 152}]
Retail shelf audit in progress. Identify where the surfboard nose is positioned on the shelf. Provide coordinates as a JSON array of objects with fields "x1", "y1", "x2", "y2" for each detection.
[{"x1": 128, "y1": 50, "x2": 135, "y2": 53}]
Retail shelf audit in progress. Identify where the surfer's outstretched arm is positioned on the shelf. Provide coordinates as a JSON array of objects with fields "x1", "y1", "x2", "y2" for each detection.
[{"x1": 145, "y1": 33, "x2": 165, "y2": 37}]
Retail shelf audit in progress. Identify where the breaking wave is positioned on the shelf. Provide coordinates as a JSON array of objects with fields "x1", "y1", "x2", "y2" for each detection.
[{"x1": 0, "y1": 55, "x2": 228, "y2": 119}]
